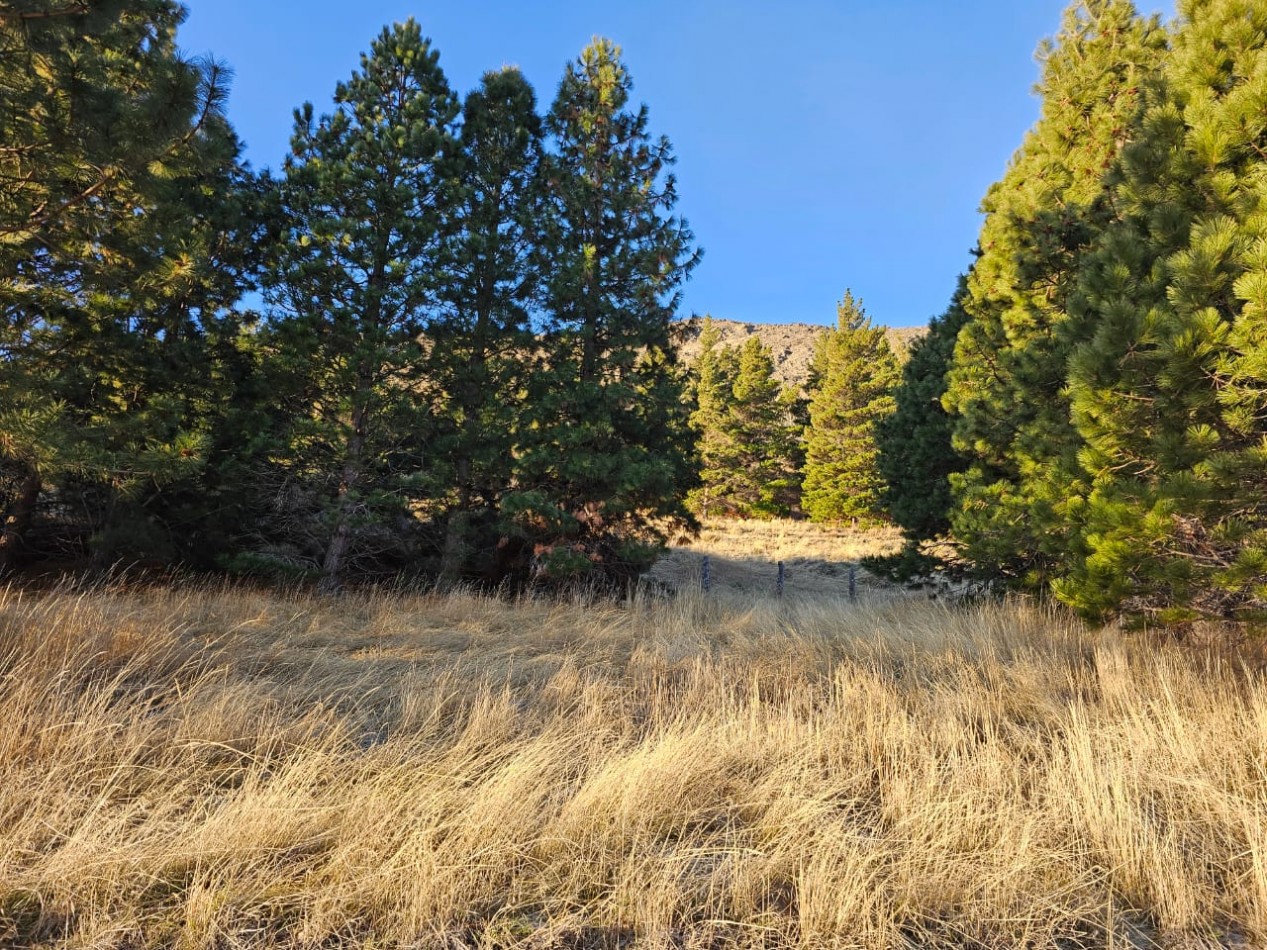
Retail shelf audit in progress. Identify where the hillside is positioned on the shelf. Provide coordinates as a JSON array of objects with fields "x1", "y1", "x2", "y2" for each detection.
[{"x1": 675, "y1": 317, "x2": 925, "y2": 391}]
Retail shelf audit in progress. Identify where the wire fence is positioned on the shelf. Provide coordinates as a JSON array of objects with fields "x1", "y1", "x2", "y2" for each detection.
[{"x1": 698, "y1": 554, "x2": 858, "y2": 602}]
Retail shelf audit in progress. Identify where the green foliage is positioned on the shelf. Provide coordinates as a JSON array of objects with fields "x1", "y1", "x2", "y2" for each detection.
[
  {"x1": 0, "y1": 0, "x2": 255, "y2": 571},
  {"x1": 511, "y1": 38, "x2": 700, "y2": 585},
  {"x1": 872, "y1": 278, "x2": 972, "y2": 575},
  {"x1": 802, "y1": 292, "x2": 900, "y2": 524},
  {"x1": 688, "y1": 330, "x2": 802, "y2": 519},
  {"x1": 260, "y1": 19, "x2": 460, "y2": 587},
  {"x1": 431, "y1": 67, "x2": 545, "y2": 580},
  {"x1": 1054, "y1": 0, "x2": 1267, "y2": 619},
  {"x1": 685, "y1": 318, "x2": 738, "y2": 517},
  {"x1": 943, "y1": 0, "x2": 1167, "y2": 588}
]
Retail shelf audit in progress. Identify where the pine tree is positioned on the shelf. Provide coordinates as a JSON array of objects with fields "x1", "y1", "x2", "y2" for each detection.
[
  {"x1": 1057, "y1": 0, "x2": 1267, "y2": 620},
  {"x1": 0, "y1": 0, "x2": 253, "y2": 571},
  {"x1": 876, "y1": 277, "x2": 972, "y2": 550},
  {"x1": 511, "y1": 38, "x2": 699, "y2": 584},
  {"x1": 261, "y1": 19, "x2": 460, "y2": 588},
  {"x1": 802, "y1": 292, "x2": 900, "y2": 524},
  {"x1": 685, "y1": 317, "x2": 739, "y2": 518},
  {"x1": 687, "y1": 335, "x2": 800, "y2": 519},
  {"x1": 432, "y1": 67, "x2": 544, "y2": 580},
  {"x1": 724, "y1": 337, "x2": 802, "y2": 518},
  {"x1": 942, "y1": 0, "x2": 1167, "y2": 586}
]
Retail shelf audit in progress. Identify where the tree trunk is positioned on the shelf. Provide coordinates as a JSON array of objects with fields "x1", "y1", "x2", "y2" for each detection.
[
  {"x1": 0, "y1": 469, "x2": 41, "y2": 575},
  {"x1": 320, "y1": 399, "x2": 368, "y2": 592}
]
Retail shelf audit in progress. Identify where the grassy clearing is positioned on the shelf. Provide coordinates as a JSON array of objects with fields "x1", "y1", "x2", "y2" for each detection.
[
  {"x1": 1, "y1": 573, "x2": 1265, "y2": 949},
  {"x1": 647, "y1": 519, "x2": 906, "y2": 601}
]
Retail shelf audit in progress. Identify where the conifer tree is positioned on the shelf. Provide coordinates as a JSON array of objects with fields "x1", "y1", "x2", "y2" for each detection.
[
  {"x1": 512, "y1": 38, "x2": 699, "y2": 582},
  {"x1": 1057, "y1": 0, "x2": 1267, "y2": 619},
  {"x1": 876, "y1": 278, "x2": 972, "y2": 549},
  {"x1": 262, "y1": 19, "x2": 459, "y2": 588},
  {"x1": 802, "y1": 292, "x2": 900, "y2": 524},
  {"x1": 942, "y1": 0, "x2": 1167, "y2": 586},
  {"x1": 0, "y1": 0, "x2": 252, "y2": 571},
  {"x1": 685, "y1": 318, "x2": 739, "y2": 518},
  {"x1": 689, "y1": 335, "x2": 800, "y2": 519},
  {"x1": 432, "y1": 67, "x2": 544, "y2": 580}
]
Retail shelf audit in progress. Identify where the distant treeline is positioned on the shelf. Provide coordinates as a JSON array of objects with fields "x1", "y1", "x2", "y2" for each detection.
[
  {"x1": 682, "y1": 300, "x2": 900, "y2": 526},
  {"x1": 876, "y1": 0, "x2": 1267, "y2": 624},
  {"x1": 0, "y1": 3, "x2": 698, "y2": 588}
]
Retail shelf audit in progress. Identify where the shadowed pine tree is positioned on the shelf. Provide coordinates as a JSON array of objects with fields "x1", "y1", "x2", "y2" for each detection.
[
  {"x1": 942, "y1": 0, "x2": 1167, "y2": 586},
  {"x1": 0, "y1": 0, "x2": 254, "y2": 571},
  {"x1": 432, "y1": 67, "x2": 544, "y2": 581},
  {"x1": 1057, "y1": 0, "x2": 1267, "y2": 620},
  {"x1": 262, "y1": 20, "x2": 460, "y2": 589},
  {"x1": 873, "y1": 277, "x2": 972, "y2": 574},
  {"x1": 802, "y1": 292, "x2": 900, "y2": 524},
  {"x1": 510, "y1": 38, "x2": 700, "y2": 584}
]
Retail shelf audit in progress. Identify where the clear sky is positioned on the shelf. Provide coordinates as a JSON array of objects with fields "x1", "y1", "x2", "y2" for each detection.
[{"x1": 180, "y1": 1, "x2": 1176, "y2": 329}]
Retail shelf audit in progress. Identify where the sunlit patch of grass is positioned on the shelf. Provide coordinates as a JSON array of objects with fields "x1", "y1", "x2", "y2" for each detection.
[{"x1": 649, "y1": 518, "x2": 906, "y2": 601}]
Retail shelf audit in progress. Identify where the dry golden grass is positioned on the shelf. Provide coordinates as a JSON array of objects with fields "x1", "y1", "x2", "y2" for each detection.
[
  {"x1": 648, "y1": 519, "x2": 906, "y2": 602},
  {"x1": 687, "y1": 518, "x2": 905, "y2": 563},
  {"x1": 2, "y1": 576, "x2": 1266, "y2": 949}
]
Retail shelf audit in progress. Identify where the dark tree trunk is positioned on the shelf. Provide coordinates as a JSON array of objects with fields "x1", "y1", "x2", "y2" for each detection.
[{"x1": 0, "y1": 469, "x2": 41, "y2": 575}]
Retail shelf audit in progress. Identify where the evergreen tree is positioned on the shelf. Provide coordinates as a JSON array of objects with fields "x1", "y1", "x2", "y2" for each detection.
[
  {"x1": 688, "y1": 334, "x2": 800, "y2": 519},
  {"x1": 942, "y1": 0, "x2": 1167, "y2": 586},
  {"x1": 261, "y1": 19, "x2": 459, "y2": 588},
  {"x1": 432, "y1": 67, "x2": 544, "y2": 580},
  {"x1": 876, "y1": 277, "x2": 972, "y2": 548},
  {"x1": 802, "y1": 292, "x2": 900, "y2": 524},
  {"x1": 1057, "y1": 0, "x2": 1267, "y2": 619},
  {"x1": 725, "y1": 337, "x2": 802, "y2": 518},
  {"x1": 512, "y1": 38, "x2": 699, "y2": 583},
  {"x1": 0, "y1": 0, "x2": 253, "y2": 571},
  {"x1": 685, "y1": 317, "x2": 739, "y2": 518}
]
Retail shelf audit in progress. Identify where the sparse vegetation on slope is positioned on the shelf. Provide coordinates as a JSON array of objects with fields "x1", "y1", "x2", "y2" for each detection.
[{"x1": 2, "y1": 577, "x2": 1265, "y2": 948}]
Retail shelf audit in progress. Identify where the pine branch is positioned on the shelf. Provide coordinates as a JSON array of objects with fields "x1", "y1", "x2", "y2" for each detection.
[
  {"x1": 0, "y1": 61, "x2": 227, "y2": 240},
  {"x1": 0, "y1": 5, "x2": 90, "y2": 22}
]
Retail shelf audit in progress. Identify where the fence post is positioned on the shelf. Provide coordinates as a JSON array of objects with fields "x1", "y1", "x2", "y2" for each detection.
[
  {"x1": 701, "y1": 555, "x2": 711, "y2": 593},
  {"x1": 848, "y1": 563, "x2": 857, "y2": 603},
  {"x1": 777, "y1": 560, "x2": 785, "y2": 598}
]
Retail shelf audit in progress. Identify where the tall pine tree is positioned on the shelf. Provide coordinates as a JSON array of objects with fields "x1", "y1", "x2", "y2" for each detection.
[
  {"x1": 802, "y1": 292, "x2": 900, "y2": 524},
  {"x1": 688, "y1": 334, "x2": 801, "y2": 519},
  {"x1": 942, "y1": 0, "x2": 1166, "y2": 587},
  {"x1": 511, "y1": 38, "x2": 699, "y2": 583},
  {"x1": 1058, "y1": 0, "x2": 1267, "y2": 620},
  {"x1": 262, "y1": 19, "x2": 459, "y2": 588},
  {"x1": 685, "y1": 317, "x2": 739, "y2": 518},
  {"x1": 431, "y1": 67, "x2": 544, "y2": 581},
  {"x1": 0, "y1": 0, "x2": 253, "y2": 571}
]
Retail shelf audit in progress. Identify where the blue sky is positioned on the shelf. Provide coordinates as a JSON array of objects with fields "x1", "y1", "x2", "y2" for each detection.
[{"x1": 181, "y1": 1, "x2": 1176, "y2": 329}]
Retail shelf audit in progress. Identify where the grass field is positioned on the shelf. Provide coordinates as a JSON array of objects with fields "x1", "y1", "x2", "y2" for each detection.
[
  {"x1": 647, "y1": 519, "x2": 907, "y2": 602},
  {"x1": 2, "y1": 529, "x2": 1266, "y2": 948}
]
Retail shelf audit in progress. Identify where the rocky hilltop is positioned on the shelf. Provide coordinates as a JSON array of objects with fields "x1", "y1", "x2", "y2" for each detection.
[{"x1": 674, "y1": 318, "x2": 925, "y2": 392}]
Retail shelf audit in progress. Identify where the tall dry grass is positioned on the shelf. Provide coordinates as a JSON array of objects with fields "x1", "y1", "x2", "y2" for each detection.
[{"x1": 1, "y1": 580, "x2": 1265, "y2": 949}]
